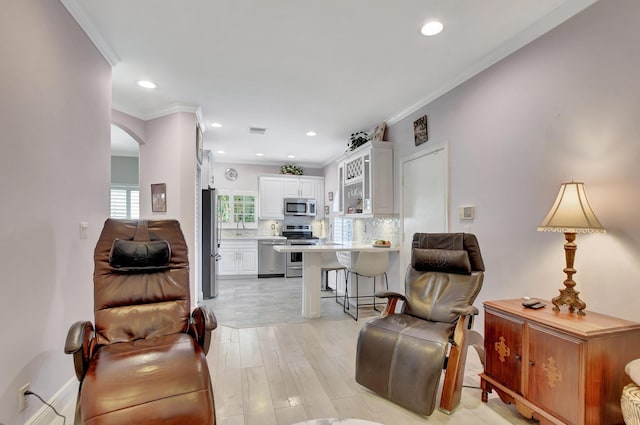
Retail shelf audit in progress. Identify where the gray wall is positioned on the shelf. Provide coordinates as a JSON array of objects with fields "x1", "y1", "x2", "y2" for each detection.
[{"x1": 388, "y1": 0, "x2": 640, "y2": 323}]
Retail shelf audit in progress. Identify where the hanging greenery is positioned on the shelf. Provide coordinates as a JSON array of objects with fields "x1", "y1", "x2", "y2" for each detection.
[{"x1": 280, "y1": 164, "x2": 304, "y2": 175}]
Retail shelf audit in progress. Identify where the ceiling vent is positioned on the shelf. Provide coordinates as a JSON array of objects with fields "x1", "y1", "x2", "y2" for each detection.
[{"x1": 249, "y1": 127, "x2": 267, "y2": 135}]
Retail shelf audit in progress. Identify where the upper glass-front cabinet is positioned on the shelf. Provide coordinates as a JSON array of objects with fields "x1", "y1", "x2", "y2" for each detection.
[
  {"x1": 343, "y1": 153, "x2": 369, "y2": 214},
  {"x1": 338, "y1": 141, "x2": 393, "y2": 217}
]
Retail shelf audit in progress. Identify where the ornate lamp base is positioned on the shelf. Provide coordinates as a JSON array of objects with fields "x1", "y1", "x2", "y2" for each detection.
[
  {"x1": 552, "y1": 286, "x2": 586, "y2": 315},
  {"x1": 552, "y1": 232, "x2": 587, "y2": 316}
]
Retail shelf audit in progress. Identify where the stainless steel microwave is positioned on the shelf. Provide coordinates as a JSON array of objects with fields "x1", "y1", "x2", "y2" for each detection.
[{"x1": 284, "y1": 198, "x2": 317, "y2": 216}]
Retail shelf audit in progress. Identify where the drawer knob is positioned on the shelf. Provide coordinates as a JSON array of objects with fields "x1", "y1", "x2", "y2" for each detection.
[{"x1": 528, "y1": 360, "x2": 535, "y2": 366}]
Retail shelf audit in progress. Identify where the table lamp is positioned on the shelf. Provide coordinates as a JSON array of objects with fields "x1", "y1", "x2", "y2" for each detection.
[{"x1": 537, "y1": 181, "x2": 606, "y2": 315}]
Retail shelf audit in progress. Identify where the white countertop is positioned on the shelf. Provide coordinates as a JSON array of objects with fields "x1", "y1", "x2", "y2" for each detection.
[
  {"x1": 273, "y1": 242, "x2": 400, "y2": 253},
  {"x1": 220, "y1": 235, "x2": 287, "y2": 240}
]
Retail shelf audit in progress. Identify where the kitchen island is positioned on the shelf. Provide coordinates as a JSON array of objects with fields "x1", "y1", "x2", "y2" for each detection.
[{"x1": 273, "y1": 242, "x2": 401, "y2": 318}]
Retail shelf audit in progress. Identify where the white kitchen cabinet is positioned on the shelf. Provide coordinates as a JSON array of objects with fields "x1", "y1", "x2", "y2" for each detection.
[
  {"x1": 283, "y1": 179, "x2": 301, "y2": 198},
  {"x1": 258, "y1": 177, "x2": 285, "y2": 219},
  {"x1": 258, "y1": 175, "x2": 324, "y2": 219},
  {"x1": 338, "y1": 141, "x2": 393, "y2": 217},
  {"x1": 283, "y1": 176, "x2": 316, "y2": 198},
  {"x1": 336, "y1": 162, "x2": 344, "y2": 215},
  {"x1": 315, "y1": 178, "x2": 325, "y2": 219},
  {"x1": 218, "y1": 240, "x2": 258, "y2": 276}
]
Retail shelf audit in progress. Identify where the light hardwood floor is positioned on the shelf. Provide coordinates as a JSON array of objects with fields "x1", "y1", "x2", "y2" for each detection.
[{"x1": 207, "y1": 314, "x2": 538, "y2": 425}]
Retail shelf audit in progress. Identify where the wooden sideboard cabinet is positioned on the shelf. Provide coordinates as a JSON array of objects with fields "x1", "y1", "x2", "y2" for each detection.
[{"x1": 480, "y1": 299, "x2": 640, "y2": 425}]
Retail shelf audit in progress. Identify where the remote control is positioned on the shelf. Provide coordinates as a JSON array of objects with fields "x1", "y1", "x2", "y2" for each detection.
[
  {"x1": 522, "y1": 300, "x2": 546, "y2": 309},
  {"x1": 522, "y1": 299, "x2": 540, "y2": 307}
]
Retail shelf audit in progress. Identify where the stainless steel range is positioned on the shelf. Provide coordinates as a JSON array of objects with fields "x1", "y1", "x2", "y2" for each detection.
[{"x1": 282, "y1": 224, "x2": 319, "y2": 278}]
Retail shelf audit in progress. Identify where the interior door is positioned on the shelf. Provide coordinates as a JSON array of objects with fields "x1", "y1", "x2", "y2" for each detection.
[{"x1": 400, "y1": 143, "x2": 448, "y2": 271}]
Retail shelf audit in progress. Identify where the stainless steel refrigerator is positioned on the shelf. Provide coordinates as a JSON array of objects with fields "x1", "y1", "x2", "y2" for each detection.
[{"x1": 202, "y1": 188, "x2": 221, "y2": 299}]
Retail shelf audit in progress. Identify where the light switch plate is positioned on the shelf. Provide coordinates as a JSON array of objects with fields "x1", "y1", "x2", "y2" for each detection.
[
  {"x1": 459, "y1": 206, "x2": 475, "y2": 220},
  {"x1": 80, "y1": 222, "x2": 89, "y2": 239}
]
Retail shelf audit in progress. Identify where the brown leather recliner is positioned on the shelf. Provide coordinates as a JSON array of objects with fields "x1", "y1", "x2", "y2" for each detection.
[
  {"x1": 355, "y1": 233, "x2": 485, "y2": 416},
  {"x1": 64, "y1": 219, "x2": 217, "y2": 425}
]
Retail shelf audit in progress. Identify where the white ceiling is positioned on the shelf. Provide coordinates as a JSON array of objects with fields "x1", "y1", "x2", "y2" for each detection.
[{"x1": 63, "y1": 0, "x2": 594, "y2": 167}]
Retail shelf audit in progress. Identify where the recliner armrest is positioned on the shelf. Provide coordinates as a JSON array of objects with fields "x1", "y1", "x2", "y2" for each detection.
[
  {"x1": 375, "y1": 292, "x2": 406, "y2": 318},
  {"x1": 374, "y1": 291, "x2": 405, "y2": 300},
  {"x1": 189, "y1": 306, "x2": 217, "y2": 355},
  {"x1": 450, "y1": 305, "x2": 479, "y2": 316},
  {"x1": 64, "y1": 321, "x2": 94, "y2": 381}
]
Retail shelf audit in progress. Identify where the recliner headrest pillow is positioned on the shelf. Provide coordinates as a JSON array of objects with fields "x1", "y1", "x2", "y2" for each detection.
[
  {"x1": 109, "y1": 239, "x2": 171, "y2": 273},
  {"x1": 411, "y1": 248, "x2": 471, "y2": 275}
]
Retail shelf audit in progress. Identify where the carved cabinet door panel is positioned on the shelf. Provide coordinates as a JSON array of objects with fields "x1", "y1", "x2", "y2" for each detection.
[
  {"x1": 484, "y1": 311, "x2": 524, "y2": 394},
  {"x1": 527, "y1": 325, "x2": 583, "y2": 425}
]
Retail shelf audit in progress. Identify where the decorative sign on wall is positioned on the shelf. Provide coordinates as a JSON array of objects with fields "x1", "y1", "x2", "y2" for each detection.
[
  {"x1": 196, "y1": 124, "x2": 203, "y2": 165},
  {"x1": 372, "y1": 122, "x2": 387, "y2": 142},
  {"x1": 413, "y1": 115, "x2": 428, "y2": 146},
  {"x1": 151, "y1": 183, "x2": 167, "y2": 212}
]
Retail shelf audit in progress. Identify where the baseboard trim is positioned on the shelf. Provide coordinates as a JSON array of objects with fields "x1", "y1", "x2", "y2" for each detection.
[{"x1": 25, "y1": 378, "x2": 77, "y2": 425}]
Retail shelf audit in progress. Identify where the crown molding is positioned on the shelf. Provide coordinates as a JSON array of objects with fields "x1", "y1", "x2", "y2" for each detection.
[
  {"x1": 385, "y1": 0, "x2": 596, "y2": 126},
  {"x1": 211, "y1": 156, "x2": 323, "y2": 170},
  {"x1": 143, "y1": 103, "x2": 200, "y2": 120},
  {"x1": 112, "y1": 102, "x2": 200, "y2": 122},
  {"x1": 59, "y1": 0, "x2": 120, "y2": 66}
]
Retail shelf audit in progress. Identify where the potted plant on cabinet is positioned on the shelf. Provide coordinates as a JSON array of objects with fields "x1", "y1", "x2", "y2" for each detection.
[
  {"x1": 348, "y1": 131, "x2": 370, "y2": 151},
  {"x1": 280, "y1": 164, "x2": 303, "y2": 175}
]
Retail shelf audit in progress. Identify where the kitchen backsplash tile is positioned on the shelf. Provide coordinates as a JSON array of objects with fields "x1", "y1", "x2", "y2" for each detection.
[
  {"x1": 353, "y1": 217, "x2": 400, "y2": 243},
  {"x1": 255, "y1": 217, "x2": 399, "y2": 242}
]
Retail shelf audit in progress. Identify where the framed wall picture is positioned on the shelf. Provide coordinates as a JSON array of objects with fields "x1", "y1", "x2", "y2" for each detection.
[
  {"x1": 151, "y1": 183, "x2": 167, "y2": 212},
  {"x1": 413, "y1": 115, "x2": 428, "y2": 146},
  {"x1": 372, "y1": 122, "x2": 386, "y2": 142}
]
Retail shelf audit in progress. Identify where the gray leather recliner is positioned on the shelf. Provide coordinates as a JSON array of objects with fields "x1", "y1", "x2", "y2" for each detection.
[{"x1": 355, "y1": 233, "x2": 485, "y2": 416}]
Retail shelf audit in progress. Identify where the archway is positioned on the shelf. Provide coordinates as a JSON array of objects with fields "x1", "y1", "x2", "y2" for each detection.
[{"x1": 110, "y1": 124, "x2": 140, "y2": 218}]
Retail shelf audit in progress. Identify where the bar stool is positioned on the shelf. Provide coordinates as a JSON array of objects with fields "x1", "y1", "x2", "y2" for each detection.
[
  {"x1": 344, "y1": 251, "x2": 389, "y2": 320},
  {"x1": 320, "y1": 251, "x2": 348, "y2": 307}
]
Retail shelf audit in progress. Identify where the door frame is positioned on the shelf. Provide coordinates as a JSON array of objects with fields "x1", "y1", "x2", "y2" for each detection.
[{"x1": 399, "y1": 141, "x2": 449, "y2": 272}]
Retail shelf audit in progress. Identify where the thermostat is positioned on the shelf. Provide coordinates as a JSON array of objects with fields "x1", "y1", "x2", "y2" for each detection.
[{"x1": 459, "y1": 206, "x2": 475, "y2": 220}]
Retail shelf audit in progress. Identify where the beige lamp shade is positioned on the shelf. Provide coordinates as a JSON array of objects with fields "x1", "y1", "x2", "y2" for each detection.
[{"x1": 538, "y1": 181, "x2": 606, "y2": 234}]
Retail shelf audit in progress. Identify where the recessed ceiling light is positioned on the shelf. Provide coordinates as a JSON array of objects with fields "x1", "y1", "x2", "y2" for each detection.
[
  {"x1": 421, "y1": 21, "x2": 444, "y2": 36},
  {"x1": 288, "y1": 155, "x2": 296, "y2": 159},
  {"x1": 211, "y1": 122, "x2": 222, "y2": 128},
  {"x1": 256, "y1": 153, "x2": 264, "y2": 156},
  {"x1": 306, "y1": 131, "x2": 317, "y2": 137},
  {"x1": 137, "y1": 80, "x2": 157, "y2": 89},
  {"x1": 216, "y1": 150, "x2": 225, "y2": 154}
]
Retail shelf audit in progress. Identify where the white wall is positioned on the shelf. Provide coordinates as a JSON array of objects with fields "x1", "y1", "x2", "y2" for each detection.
[
  {"x1": 211, "y1": 161, "x2": 325, "y2": 193},
  {"x1": 387, "y1": 0, "x2": 640, "y2": 324},
  {"x1": 0, "y1": 0, "x2": 111, "y2": 423},
  {"x1": 115, "y1": 112, "x2": 200, "y2": 304}
]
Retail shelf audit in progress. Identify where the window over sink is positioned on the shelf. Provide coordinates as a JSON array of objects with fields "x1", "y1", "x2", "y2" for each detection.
[{"x1": 217, "y1": 190, "x2": 257, "y2": 229}]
